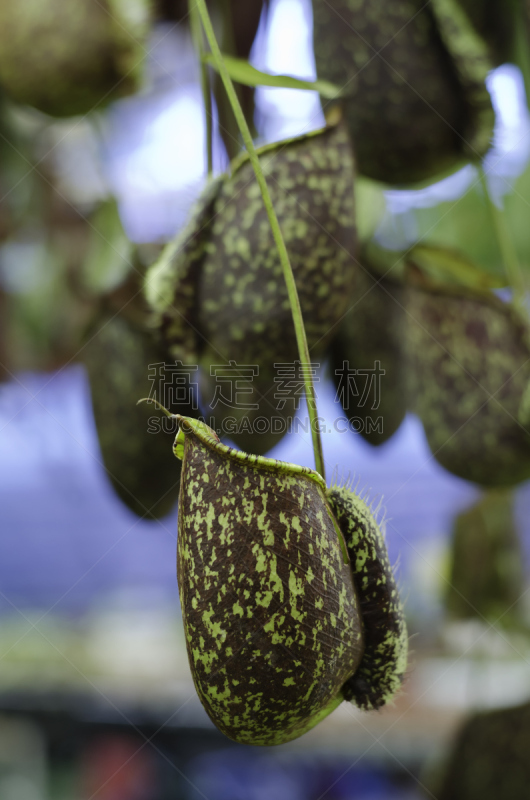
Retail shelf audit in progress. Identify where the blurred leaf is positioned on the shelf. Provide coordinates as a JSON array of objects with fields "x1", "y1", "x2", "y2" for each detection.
[
  {"x1": 504, "y1": 160, "x2": 530, "y2": 271},
  {"x1": 356, "y1": 178, "x2": 387, "y2": 242},
  {"x1": 203, "y1": 53, "x2": 344, "y2": 98},
  {"x1": 445, "y1": 490, "x2": 524, "y2": 627},
  {"x1": 413, "y1": 181, "x2": 502, "y2": 276},
  {"x1": 5, "y1": 236, "x2": 77, "y2": 369},
  {"x1": 413, "y1": 157, "x2": 530, "y2": 280},
  {"x1": 408, "y1": 244, "x2": 506, "y2": 290},
  {"x1": 437, "y1": 701, "x2": 530, "y2": 800},
  {"x1": 0, "y1": 0, "x2": 152, "y2": 117},
  {"x1": 82, "y1": 200, "x2": 133, "y2": 295}
]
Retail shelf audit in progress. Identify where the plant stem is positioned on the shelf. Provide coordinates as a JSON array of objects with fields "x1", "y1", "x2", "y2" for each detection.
[
  {"x1": 479, "y1": 166, "x2": 526, "y2": 310},
  {"x1": 189, "y1": 0, "x2": 213, "y2": 176},
  {"x1": 212, "y1": 0, "x2": 244, "y2": 161},
  {"x1": 193, "y1": 0, "x2": 326, "y2": 481}
]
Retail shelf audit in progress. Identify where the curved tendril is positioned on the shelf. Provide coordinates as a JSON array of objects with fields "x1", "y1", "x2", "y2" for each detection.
[{"x1": 136, "y1": 397, "x2": 176, "y2": 418}]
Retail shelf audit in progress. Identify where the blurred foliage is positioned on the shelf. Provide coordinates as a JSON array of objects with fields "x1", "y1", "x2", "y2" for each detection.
[
  {"x1": 0, "y1": 0, "x2": 152, "y2": 117},
  {"x1": 414, "y1": 160, "x2": 530, "y2": 275},
  {"x1": 435, "y1": 700, "x2": 530, "y2": 800},
  {"x1": 330, "y1": 259, "x2": 407, "y2": 447},
  {"x1": 445, "y1": 490, "x2": 524, "y2": 627}
]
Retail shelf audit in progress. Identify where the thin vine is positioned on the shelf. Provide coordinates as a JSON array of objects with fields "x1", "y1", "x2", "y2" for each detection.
[
  {"x1": 193, "y1": 0, "x2": 326, "y2": 481},
  {"x1": 189, "y1": 0, "x2": 213, "y2": 176}
]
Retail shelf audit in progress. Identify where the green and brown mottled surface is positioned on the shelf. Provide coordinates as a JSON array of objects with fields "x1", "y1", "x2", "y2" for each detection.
[
  {"x1": 84, "y1": 315, "x2": 186, "y2": 519},
  {"x1": 148, "y1": 123, "x2": 357, "y2": 364},
  {"x1": 146, "y1": 122, "x2": 357, "y2": 452},
  {"x1": 312, "y1": 0, "x2": 494, "y2": 184},
  {"x1": 327, "y1": 486, "x2": 408, "y2": 710},
  {"x1": 0, "y1": 0, "x2": 150, "y2": 117},
  {"x1": 406, "y1": 281, "x2": 530, "y2": 487},
  {"x1": 330, "y1": 263, "x2": 407, "y2": 447},
  {"x1": 177, "y1": 422, "x2": 363, "y2": 745},
  {"x1": 197, "y1": 123, "x2": 357, "y2": 365},
  {"x1": 445, "y1": 490, "x2": 524, "y2": 626},
  {"x1": 437, "y1": 701, "x2": 530, "y2": 800}
]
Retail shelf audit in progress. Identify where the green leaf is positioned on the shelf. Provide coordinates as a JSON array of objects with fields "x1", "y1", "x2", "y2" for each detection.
[
  {"x1": 355, "y1": 178, "x2": 387, "y2": 242},
  {"x1": 203, "y1": 52, "x2": 344, "y2": 98},
  {"x1": 82, "y1": 200, "x2": 134, "y2": 294},
  {"x1": 407, "y1": 244, "x2": 506, "y2": 290},
  {"x1": 413, "y1": 163, "x2": 530, "y2": 282},
  {"x1": 446, "y1": 491, "x2": 524, "y2": 627}
]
